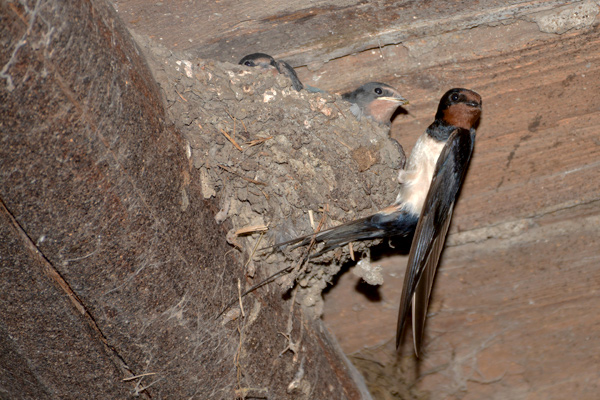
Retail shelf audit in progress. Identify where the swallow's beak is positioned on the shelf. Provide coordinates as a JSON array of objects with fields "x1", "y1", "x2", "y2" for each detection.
[
  {"x1": 465, "y1": 100, "x2": 481, "y2": 108},
  {"x1": 378, "y1": 96, "x2": 409, "y2": 105}
]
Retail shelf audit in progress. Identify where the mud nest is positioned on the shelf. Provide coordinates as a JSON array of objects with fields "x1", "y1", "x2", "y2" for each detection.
[{"x1": 140, "y1": 38, "x2": 407, "y2": 316}]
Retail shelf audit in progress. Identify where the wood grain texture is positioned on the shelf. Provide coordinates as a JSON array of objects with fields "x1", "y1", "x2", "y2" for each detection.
[
  {"x1": 113, "y1": 0, "x2": 571, "y2": 65},
  {"x1": 321, "y1": 16, "x2": 600, "y2": 400}
]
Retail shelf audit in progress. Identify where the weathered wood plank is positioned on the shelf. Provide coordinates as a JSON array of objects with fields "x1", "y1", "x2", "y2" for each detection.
[
  {"x1": 321, "y1": 17, "x2": 600, "y2": 400},
  {"x1": 389, "y1": 26, "x2": 600, "y2": 232},
  {"x1": 113, "y1": 0, "x2": 573, "y2": 65}
]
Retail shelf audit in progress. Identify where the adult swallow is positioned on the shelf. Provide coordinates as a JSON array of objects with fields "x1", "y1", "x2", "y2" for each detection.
[
  {"x1": 239, "y1": 53, "x2": 304, "y2": 91},
  {"x1": 342, "y1": 82, "x2": 409, "y2": 125},
  {"x1": 397, "y1": 88, "x2": 481, "y2": 356},
  {"x1": 269, "y1": 89, "x2": 481, "y2": 356}
]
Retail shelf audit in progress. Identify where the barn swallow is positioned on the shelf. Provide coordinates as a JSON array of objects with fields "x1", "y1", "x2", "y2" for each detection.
[
  {"x1": 239, "y1": 53, "x2": 304, "y2": 91},
  {"x1": 397, "y1": 88, "x2": 481, "y2": 356},
  {"x1": 269, "y1": 89, "x2": 481, "y2": 356},
  {"x1": 342, "y1": 82, "x2": 409, "y2": 124}
]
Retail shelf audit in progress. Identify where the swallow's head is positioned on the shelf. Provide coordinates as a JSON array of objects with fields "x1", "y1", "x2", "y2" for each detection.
[
  {"x1": 343, "y1": 82, "x2": 409, "y2": 124},
  {"x1": 436, "y1": 88, "x2": 482, "y2": 130},
  {"x1": 239, "y1": 53, "x2": 277, "y2": 69}
]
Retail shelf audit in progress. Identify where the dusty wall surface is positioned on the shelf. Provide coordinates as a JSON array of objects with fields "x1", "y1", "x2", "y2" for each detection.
[{"x1": 1, "y1": 1, "x2": 373, "y2": 399}]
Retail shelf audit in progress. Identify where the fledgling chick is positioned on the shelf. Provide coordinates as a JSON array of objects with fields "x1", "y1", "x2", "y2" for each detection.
[
  {"x1": 342, "y1": 82, "x2": 409, "y2": 125},
  {"x1": 239, "y1": 53, "x2": 304, "y2": 91}
]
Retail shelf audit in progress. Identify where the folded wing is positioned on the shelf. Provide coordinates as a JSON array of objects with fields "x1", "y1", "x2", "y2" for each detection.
[{"x1": 396, "y1": 127, "x2": 475, "y2": 356}]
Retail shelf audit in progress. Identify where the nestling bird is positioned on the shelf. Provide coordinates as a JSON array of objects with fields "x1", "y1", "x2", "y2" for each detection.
[
  {"x1": 270, "y1": 88, "x2": 482, "y2": 356},
  {"x1": 239, "y1": 53, "x2": 304, "y2": 91},
  {"x1": 342, "y1": 82, "x2": 409, "y2": 125}
]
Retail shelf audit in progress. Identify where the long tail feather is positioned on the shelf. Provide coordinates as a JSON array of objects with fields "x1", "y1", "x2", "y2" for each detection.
[{"x1": 265, "y1": 209, "x2": 418, "y2": 255}]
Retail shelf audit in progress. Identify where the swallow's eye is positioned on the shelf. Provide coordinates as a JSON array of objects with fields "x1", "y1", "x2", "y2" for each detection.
[
  {"x1": 374, "y1": 87, "x2": 383, "y2": 95},
  {"x1": 450, "y1": 93, "x2": 460, "y2": 102},
  {"x1": 244, "y1": 61, "x2": 253, "y2": 66}
]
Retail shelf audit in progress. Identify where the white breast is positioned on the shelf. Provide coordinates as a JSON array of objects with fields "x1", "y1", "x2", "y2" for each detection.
[{"x1": 395, "y1": 134, "x2": 446, "y2": 214}]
